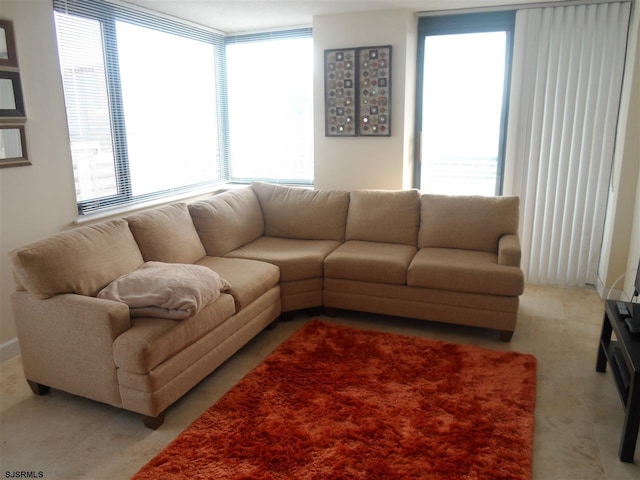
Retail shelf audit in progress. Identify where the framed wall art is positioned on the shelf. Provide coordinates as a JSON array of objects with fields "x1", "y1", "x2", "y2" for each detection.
[
  {"x1": 0, "y1": 18, "x2": 29, "y2": 167},
  {"x1": 0, "y1": 70, "x2": 25, "y2": 117},
  {"x1": 0, "y1": 19, "x2": 18, "y2": 68},
  {"x1": 0, "y1": 125, "x2": 29, "y2": 168},
  {"x1": 324, "y1": 45, "x2": 391, "y2": 137},
  {"x1": 358, "y1": 45, "x2": 391, "y2": 136},
  {"x1": 324, "y1": 48, "x2": 357, "y2": 136}
]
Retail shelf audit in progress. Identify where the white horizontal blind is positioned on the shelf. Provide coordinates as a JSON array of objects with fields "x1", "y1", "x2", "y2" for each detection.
[
  {"x1": 53, "y1": 0, "x2": 226, "y2": 215},
  {"x1": 225, "y1": 29, "x2": 314, "y2": 185},
  {"x1": 506, "y1": 2, "x2": 631, "y2": 286},
  {"x1": 55, "y1": 12, "x2": 118, "y2": 202}
]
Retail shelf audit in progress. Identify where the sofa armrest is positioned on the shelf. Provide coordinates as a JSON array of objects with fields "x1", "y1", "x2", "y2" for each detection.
[
  {"x1": 498, "y1": 234, "x2": 521, "y2": 267},
  {"x1": 10, "y1": 291, "x2": 131, "y2": 408}
]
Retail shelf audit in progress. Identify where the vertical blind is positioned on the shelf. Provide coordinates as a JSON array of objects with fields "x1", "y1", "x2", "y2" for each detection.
[{"x1": 506, "y1": 2, "x2": 631, "y2": 286}]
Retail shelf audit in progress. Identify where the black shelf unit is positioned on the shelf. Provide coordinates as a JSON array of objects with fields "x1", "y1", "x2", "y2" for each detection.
[{"x1": 596, "y1": 300, "x2": 640, "y2": 463}]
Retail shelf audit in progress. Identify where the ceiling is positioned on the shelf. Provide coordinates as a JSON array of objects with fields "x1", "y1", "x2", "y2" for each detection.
[{"x1": 120, "y1": 0, "x2": 563, "y2": 33}]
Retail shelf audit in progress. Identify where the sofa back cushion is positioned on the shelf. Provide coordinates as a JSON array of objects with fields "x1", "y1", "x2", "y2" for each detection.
[
  {"x1": 10, "y1": 219, "x2": 144, "y2": 299},
  {"x1": 188, "y1": 187, "x2": 265, "y2": 257},
  {"x1": 126, "y1": 203, "x2": 206, "y2": 264},
  {"x1": 418, "y1": 194, "x2": 520, "y2": 253},
  {"x1": 345, "y1": 189, "x2": 420, "y2": 246},
  {"x1": 251, "y1": 182, "x2": 350, "y2": 241}
]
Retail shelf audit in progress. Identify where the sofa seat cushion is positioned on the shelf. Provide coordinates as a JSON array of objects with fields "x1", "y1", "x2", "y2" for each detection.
[
  {"x1": 224, "y1": 236, "x2": 341, "y2": 282},
  {"x1": 196, "y1": 256, "x2": 280, "y2": 311},
  {"x1": 97, "y1": 262, "x2": 230, "y2": 320},
  {"x1": 407, "y1": 248, "x2": 524, "y2": 296},
  {"x1": 324, "y1": 240, "x2": 418, "y2": 285},
  {"x1": 113, "y1": 293, "x2": 236, "y2": 374}
]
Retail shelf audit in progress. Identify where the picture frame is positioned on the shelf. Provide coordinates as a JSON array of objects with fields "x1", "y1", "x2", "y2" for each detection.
[
  {"x1": 357, "y1": 45, "x2": 391, "y2": 137},
  {"x1": 324, "y1": 45, "x2": 391, "y2": 137},
  {"x1": 0, "y1": 71, "x2": 25, "y2": 117},
  {"x1": 0, "y1": 19, "x2": 18, "y2": 68},
  {"x1": 0, "y1": 125, "x2": 30, "y2": 168},
  {"x1": 324, "y1": 48, "x2": 358, "y2": 137}
]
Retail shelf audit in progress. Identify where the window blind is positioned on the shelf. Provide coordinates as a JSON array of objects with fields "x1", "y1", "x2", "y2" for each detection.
[
  {"x1": 505, "y1": 2, "x2": 631, "y2": 286},
  {"x1": 224, "y1": 28, "x2": 314, "y2": 185}
]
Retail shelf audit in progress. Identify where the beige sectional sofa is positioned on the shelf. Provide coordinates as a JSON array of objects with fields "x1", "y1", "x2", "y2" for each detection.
[{"x1": 9, "y1": 182, "x2": 524, "y2": 428}]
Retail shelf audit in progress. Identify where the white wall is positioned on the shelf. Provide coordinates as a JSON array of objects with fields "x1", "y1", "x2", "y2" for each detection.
[
  {"x1": 598, "y1": 2, "x2": 640, "y2": 301},
  {"x1": 625, "y1": 166, "x2": 640, "y2": 298},
  {"x1": 313, "y1": 10, "x2": 417, "y2": 191},
  {"x1": 0, "y1": 0, "x2": 79, "y2": 359},
  {"x1": 620, "y1": 17, "x2": 640, "y2": 299}
]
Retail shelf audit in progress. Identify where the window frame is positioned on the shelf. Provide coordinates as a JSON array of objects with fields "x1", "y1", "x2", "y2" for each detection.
[{"x1": 414, "y1": 11, "x2": 516, "y2": 195}]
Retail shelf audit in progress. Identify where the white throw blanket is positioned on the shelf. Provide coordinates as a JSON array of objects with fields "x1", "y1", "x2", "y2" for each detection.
[{"x1": 98, "y1": 261, "x2": 230, "y2": 320}]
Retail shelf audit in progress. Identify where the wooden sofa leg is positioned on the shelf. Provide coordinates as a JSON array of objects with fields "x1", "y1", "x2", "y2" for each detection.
[
  {"x1": 306, "y1": 306, "x2": 324, "y2": 317},
  {"x1": 499, "y1": 330, "x2": 514, "y2": 342},
  {"x1": 27, "y1": 380, "x2": 51, "y2": 396},
  {"x1": 279, "y1": 311, "x2": 295, "y2": 322},
  {"x1": 266, "y1": 318, "x2": 279, "y2": 330},
  {"x1": 324, "y1": 307, "x2": 338, "y2": 317},
  {"x1": 142, "y1": 411, "x2": 166, "y2": 430}
]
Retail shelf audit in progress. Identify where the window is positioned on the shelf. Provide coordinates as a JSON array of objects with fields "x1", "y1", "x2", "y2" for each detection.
[
  {"x1": 415, "y1": 12, "x2": 515, "y2": 195},
  {"x1": 54, "y1": 1, "x2": 314, "y2": 215},
  {"x1": 54, "y1": 0, "x2": 226, "y2": 214},
  {"x1": 225, "y1": 31, "x2": 313, "y2": 184},
  {"x1": 116, "y1": 22, "x2": 220, "y2": 197}
]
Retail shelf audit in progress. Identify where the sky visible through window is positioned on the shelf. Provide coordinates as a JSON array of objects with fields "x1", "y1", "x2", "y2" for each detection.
[
  {"x1": 420, "y1": 31, "x2": 507, "y2": 196},
  {"x1": 226, "y1": 37, "x2": 313, "y2": 183},
  {"x1": 116, "y1": 21, "x2": 219, "y2": 196}
]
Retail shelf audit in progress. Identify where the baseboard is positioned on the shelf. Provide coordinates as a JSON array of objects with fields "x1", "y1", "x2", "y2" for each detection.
[
  {"x1": 0, "y1": 337, "x2": 20, "y2": 362},
  {"x1": 597, "y1": 276, "x2": 625, "y2": 302}
]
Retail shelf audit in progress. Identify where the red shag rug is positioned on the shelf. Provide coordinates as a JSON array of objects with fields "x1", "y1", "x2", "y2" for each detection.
[{"x1": 133, "y1": 320, "x2": 537, "y2": 480}]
